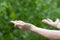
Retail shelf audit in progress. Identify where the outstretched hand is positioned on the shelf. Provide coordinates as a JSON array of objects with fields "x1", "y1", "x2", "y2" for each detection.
[
  {"x1": 11, "y1": 20, "x2": 34, "y2": 29},
  {"x1": 11, "y1": 18, "x2": 60, "y2": 29},
  {"x1": 42, "y1": 18, "x2": 60, "y2": 29}
]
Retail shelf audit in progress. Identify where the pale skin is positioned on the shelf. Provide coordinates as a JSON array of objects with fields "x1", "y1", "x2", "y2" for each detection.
[{"x1": 11, "y1": 19, "x2": 60, "y2": 40}]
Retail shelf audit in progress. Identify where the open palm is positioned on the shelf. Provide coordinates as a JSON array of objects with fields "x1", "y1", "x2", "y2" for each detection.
[
  {"x1": 11, "y1": 20, "x2": 33, "y2": 29},
  {"x1": 42, "y1": 18, "x2": 60, "y2": 29}
]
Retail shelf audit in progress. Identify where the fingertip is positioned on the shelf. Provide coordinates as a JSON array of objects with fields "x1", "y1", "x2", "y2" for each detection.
[
  {"x1": 56, "y1": 18, "x2": 59, "y2": 20},
  {"x1": 10, "y1": 21, "x2": 14, "y2": 23},
  {"x1": 42, "y1": 19, "x2": 47, "y2": 23}
]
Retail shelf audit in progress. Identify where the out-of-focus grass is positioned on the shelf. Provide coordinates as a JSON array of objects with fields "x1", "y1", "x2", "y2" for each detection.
[{"x1": 0, "y1": 0, "x2": 60, "y2": 40}]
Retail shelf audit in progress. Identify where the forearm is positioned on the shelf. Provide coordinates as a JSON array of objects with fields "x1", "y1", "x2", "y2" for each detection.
[
  {"x1": 11, "y1": 20, "x2": 60, "y2": 40},
  {"x1": 29, "y1": 25, "x2": 60, "y2": 40}
]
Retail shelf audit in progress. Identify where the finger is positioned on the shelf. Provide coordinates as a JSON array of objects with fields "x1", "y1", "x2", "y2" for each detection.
[
  {"x1": 47, "y1": 18, "x2": 53, "y2": 22},
  {"x1": 17, "y1": 20, "x2": 25, "y2": 25},
  {"x1": 55, "y1": 19, "x2": 60, "y2": 23},
  {"x1": 42, "y1": 19, "x2": 51, "y2": 24},
  {"x1": 11, "y1": 21, "x2": 17, "y2": 24},
  {"x1": 42, "y1": 19, "x2": 55, "y2": 26},
  {"x1": 11, "y1": 20, "x2": 25, "y2": 25}
]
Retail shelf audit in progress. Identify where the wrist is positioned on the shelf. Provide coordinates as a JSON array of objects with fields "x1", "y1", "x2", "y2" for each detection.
[{"x1": 22, "y1": 23, "x2": 36, "y2": 30}]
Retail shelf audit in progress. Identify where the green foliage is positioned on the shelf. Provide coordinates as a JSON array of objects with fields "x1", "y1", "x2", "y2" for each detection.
[{"x1": 0, "y1": 0, "x2": 60, "y2": 40}]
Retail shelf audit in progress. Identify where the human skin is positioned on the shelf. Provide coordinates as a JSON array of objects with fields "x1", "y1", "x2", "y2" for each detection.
[
  {"x1": 11, "y1": 19, "x2": 60, "y2": 40},
  {"x1": 42, "y1": 18, "x2": 60, "y2": 29}
]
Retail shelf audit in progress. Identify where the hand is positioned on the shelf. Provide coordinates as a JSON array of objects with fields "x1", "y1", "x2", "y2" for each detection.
[
  {"x1": 42, "y1": 18, "x2": 60, "y2": 28},
  {"x1": 11, "y1": 20, "x2": 33, "y2": 29}
]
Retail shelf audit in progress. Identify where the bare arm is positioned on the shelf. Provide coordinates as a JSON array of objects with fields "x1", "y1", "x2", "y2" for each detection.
[
  {"x1": 42, "y1": 18, "x2": 60, "y2": 29},
  {"x1": 30, "y1": 25, "x2": 60, "y2": 40},
  {"x1": 11, "y1": 20, "x2": 60, "y2": 40}
]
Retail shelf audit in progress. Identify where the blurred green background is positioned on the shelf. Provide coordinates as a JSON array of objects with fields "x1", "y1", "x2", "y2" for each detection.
[{"x1": 0, "y1": 0, "x2": 60, "y2": 40}]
